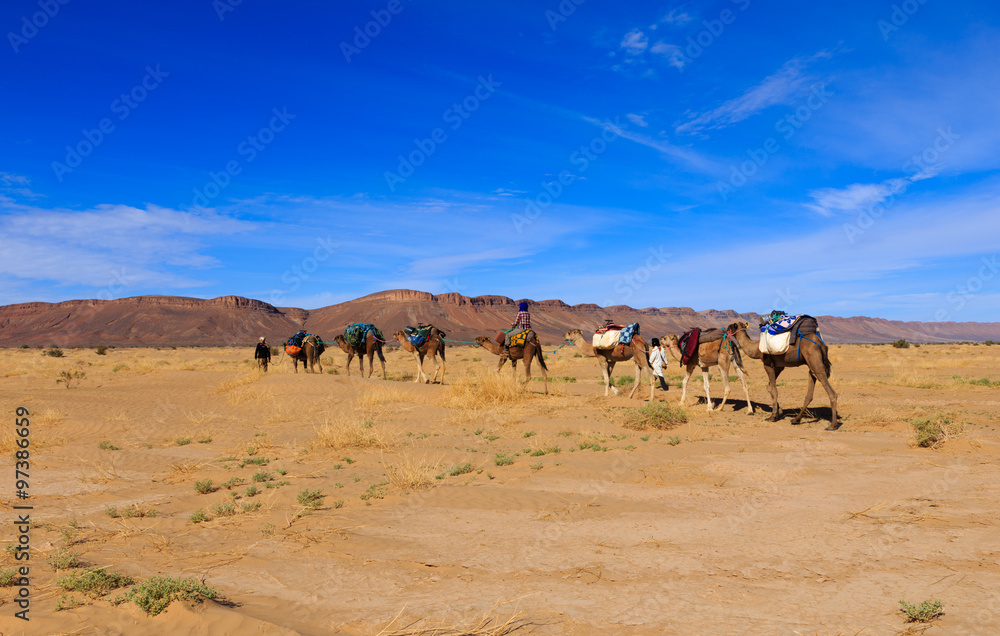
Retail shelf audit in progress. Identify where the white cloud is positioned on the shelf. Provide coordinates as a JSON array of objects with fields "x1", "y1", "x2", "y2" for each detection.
[
  {"x1": 659, "y1": 9, "x2": 693, "y2": 25},
  {"x1": 650, "y1": 41, "x2": 686, "y2": 69},
  {"x1": 806, "y1": 178, "x2": 909, "y2": 216},
  {"x1": 626, "y1": 113, "x2": 649, "y2": 127},
  {"x1": 620, "y1": 29, "x2": 649, "y2": 55},
  {"x1": 675, "y1": 54, "x2": 829, "y2": 135}
]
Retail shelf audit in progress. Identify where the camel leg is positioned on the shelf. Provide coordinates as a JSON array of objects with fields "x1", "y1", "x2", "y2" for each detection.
[
  {"x1": 734, "y1": 364, "x2": 754, "y2": 414},
  {"x1": 715, "y1": 365, "x2": 731, "y2": 412},
  {"x1": 680, "y1": 368, "x2": 692, "y2": 406},
  {"x1": 792, "y1": 372, "x2": 817, "y2": 425},
  {"x1": 378, "y1": 346, "x2": 387, "y2": 380},
  {"x1": 496, "y1": 357, "x2": 505, "y2": 375},
  {"x1": 345, "y1": 353, "x2": 353, "y2": 376},
  {"x1": 701, "y1": 368, "x2": 712, "y2": 412},
  {"x1": 627, "y1": 359, "x2": 642, "y2": 399},
  {"x1": 821, "y1": 376, "x2": 839, "y2": 430},
  {"x1": 522, "y1": 355, "x2": 531, "y2": 390},
  {"x1": 412, "y1": 352, "x2": 425, "y2": 383},
  {"x1": 358, "y1": 352, "x2": 365, "y2": 377},
  {"x1": 764, "y1": 365, "x2": 783, "y2": 421},
  {"x1": 366, "y1": 351, "x2": 374, "y2": 378},
  {"x1": 538, "y1": 348, "x2": 548, "y2": 396},
  {"x1": 429, "y1": 353, "x2": 442, "y2": 384}
]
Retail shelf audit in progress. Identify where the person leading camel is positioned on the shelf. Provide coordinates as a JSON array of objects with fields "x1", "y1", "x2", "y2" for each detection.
[
  {"x1": 649, "y1": 337, "x2": 668, "y2": 391},
  {"x1": 505, "y1": 301, "x2": 531, "y2": 355},
  {"x1": 254, "y1": 337, "x2": 271, "y2": 371}
]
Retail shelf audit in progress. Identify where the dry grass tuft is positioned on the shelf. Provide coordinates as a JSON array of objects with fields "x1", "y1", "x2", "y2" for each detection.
[
  {"x1": 313, "y1": 416, "x2": 391, "y2": 451},
  {"x1": 382, "y1": 452, "x2": 441, "y2": 490},
  {"x1": 441, "y1": 373, "x2": 533, "y2": 410},
  {"x1": 889, "y1": 370, "x2": 942, "y2": 389},
  {"x1": 214, "y1": 369, "x2": 265, "y2": 394},
  {"x1": 378, "y1": 599, "x2": 542, "y2": 636}
]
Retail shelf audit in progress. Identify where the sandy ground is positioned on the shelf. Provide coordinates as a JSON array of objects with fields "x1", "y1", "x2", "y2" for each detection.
[{"x1": 0, "y1": 340, "x2": 999, "y2": 635}]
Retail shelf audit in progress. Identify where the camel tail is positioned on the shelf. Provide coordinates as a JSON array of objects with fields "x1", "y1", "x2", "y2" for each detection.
[
  {"x1": 822, "y1": 344, "x2": 832, "y2": 378},
  {"x1": 537, "y1": 346, "x2": 548, "y2": 372},
  {"x1": 377, "y1": 345, "x2": 386, "y2": 363}
]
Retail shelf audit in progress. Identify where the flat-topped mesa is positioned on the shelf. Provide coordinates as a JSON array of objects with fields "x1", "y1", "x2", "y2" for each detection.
[{"x1": 354, "y1": 290, "x2": 437, "y2": 304}]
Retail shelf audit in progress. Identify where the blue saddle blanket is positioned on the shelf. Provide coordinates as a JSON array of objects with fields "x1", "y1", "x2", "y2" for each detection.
[
  {"x1": 618, "y1": 322, "x2": 640, "y2": 345},
  {"x1": 760, "y1": 314, "x2": 802, "y2": 335}
]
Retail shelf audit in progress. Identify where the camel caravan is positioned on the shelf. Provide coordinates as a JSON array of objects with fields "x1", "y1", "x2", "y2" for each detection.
[{"x1": 272, "y1": 307, "x2": 839, "y2": 430}]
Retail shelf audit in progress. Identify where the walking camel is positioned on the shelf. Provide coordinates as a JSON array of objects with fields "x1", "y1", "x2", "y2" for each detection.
[
  {"x1": 333, "y1": 332, "x2": 386, "y2": 379},
  {"x1": 727, "y1": 321, "x2": 839, "y2": 430},
  {"x1": 474, "y1": 332, "x2": 549, "y2": 394},
  {"x1": 664, "y1": 329, "x2": 754, "y2": 414},
  {"x1": 288, "y1": 335, "x2": 324, "y2": 374},
  {"x1": 392, "y1": 330, "x2": 446, "y2": 384},
  {"x1": 563, "y1": 329, "x2": 655, "y2": 400}
]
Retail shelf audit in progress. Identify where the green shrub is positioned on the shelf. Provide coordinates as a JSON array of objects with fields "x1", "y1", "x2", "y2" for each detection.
[
  {"x1": 212, "y1": 501, "x2": 237, "y2": 517},
  {"x1": 190, "y1": 509, "x2": 208, "y2": 523},
  {"x1": 98, "y1": 441, "x2": 119, "y2": 451},
  {"x1": 448, "y1": 462, "x2": 474, "y2": 476},
  {"x1": 175, "y1": 437, "x2": 192, "y2": 446},
  {"x1": 44, "y1": 347, "x2": 64, "y2": 358},
  {"x1": 892, "y1": 338, "x2": 910, "y2": 349},
  {"x1": 0, "y1": 568, "x2": 18, "y2": 586},
  {"x1": 493, "y1": 453, "x2": 514, "y2": 466},
  {"x1": 119, "y1": 575, "x2": 217, "y2": 616},
  {"x1": 911, "y1": 415, "x2": 953, "y2": 448},
  {"x1": 56, "y1": 370, "x2": 85, "y2": 388},
  {"x1": 252, "y1": 471, "x2": 272, "y2": 483},
  {"x1": 899, "y1": 599, "x2": 944, "y2": 622},
  {"x1": 46, "y1": 548, "x2": 81, "y2": 571},
  {"x1": 297, "y1": 489, "x2": 325, "y2": 509},
  {"x1": 194, "y1": 479, "x2": 216, "y2": 494},
  {"x1": 95, "y1": 345, "x2": 108, "y2": 355},
  {"x1": 56, "y1": 567, "x2": 133, "y2": 598}
]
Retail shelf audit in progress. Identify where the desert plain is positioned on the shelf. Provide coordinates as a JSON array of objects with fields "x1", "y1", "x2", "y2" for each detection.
[{"x1": 0, "y1": 340, "x2": 998, "y2": 635}]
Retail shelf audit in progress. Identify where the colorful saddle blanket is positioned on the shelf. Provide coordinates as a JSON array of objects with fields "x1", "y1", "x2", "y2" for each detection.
[
  {"x1": 509, "y1": 329, "x2": 534, "y2": 348},
  {"x1": 344, "y1": 323, "x2": 382, "y2": 348},
  {"x1": 404, "y1": 325, "x2": 432, "y2": 347},
  {"x1": 761, "y1": 314, "x2": 803, "y2": 336},
  {"x1": 678, "y1": 328, "x2": 701, "y2": 365},
  {"x1": 592, "y1": 323, "x2": 639, "y2": 349}
]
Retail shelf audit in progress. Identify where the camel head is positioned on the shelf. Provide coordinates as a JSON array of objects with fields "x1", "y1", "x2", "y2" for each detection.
[
  {"x1": 663, "y1": 334, "x2": 680, "y2": 348},
  {"x1": 563, "y1": 329, "x2": 584, "y2": 341},
  {"x1": 333, "y1": 334, "x2": 345, "y2": 343},
  {"x1": 727, "y1": 321, "x2": 749, "y2": 334},
  {"x1": 392, "y1": 330, "x2": 406, "y2": 341},
  {"x1": 474, "y1": 336, "x2": 492, "y2": 348}
]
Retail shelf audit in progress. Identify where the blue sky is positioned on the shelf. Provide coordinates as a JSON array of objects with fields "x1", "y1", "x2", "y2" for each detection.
[{"x1": 2, "y1": 0, "x2": 999, "y2": 321}]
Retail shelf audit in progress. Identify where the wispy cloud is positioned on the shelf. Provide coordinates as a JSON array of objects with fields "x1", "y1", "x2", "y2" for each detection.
[
  {"x1": 658, "y1": 9, "x2": 693, "y2": 26},
  {"x1": 806, "y1": 179, "x2": 909, "y2": 216},
  {"x1": 626, "y1": 113, "x2": 649, "y2": 127},
  {"x1": 675, "y1": 53, "x2": 831, "y2": 135},
  {"x1": 620, "y1": 29, "x2": 649, "y2": 55},
  {"x1": 649, "y1": 41, "x2": 686, "y2": 70}
]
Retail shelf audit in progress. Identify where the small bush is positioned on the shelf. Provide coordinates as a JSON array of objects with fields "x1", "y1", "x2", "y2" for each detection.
[
  {"x1": 98, "y1": 441, "x2": 119, "y2": 451},
  {"x1": 297, "y1": 489, "x2": 325, "y2": 509},
  {"x1": 212, "y1": 501, "x2": 237, "y2": 517},
  {"x1": 119, "y1": 575, "x2": 217, "y2": 616},
  {"x1": 618, "y1": 402, "x2": 688, "y2": 431},
  {"x1": 244, "y1": 485, "x2": 259, "y2": 497},
  {"x1": 44, "y1": 347, "x2": 64, "y2": 358},
  {"x1": 493, "y1": 453, "x2": 515, "y2": 466},
  {"x1": 0, "y1": 568, "x2": 18, "y2": 586},
  {"x1": 112, "y1": 364, "x2": 129, "y2": 372},
  {"x1": 252, "y1": 471, "x2": 272, "y2": 483},
  {"x1": 105, "y1": 504, "x2": 156, "y2": 519},
  {"x1": 892, "y1": 338, "x2": 910, "y2": 349},
  {"x1": 190, "y1": 509, "x2": 208, "y2": 523},
  {"x1": 46, "y1": 548, "x2": 81, "y2": 571},
  {"x1": 899, "y1": 599, "x2": 944, "y2": 622},
  {"x1": 910, "y1": 415, "x2": 954, "y2": 448},
  {"x1": 95, "y1": 345, "x2": 108, "y2": 355},
  {"x1": 241, "y1": 501, "x2": 262, "y2": 513},
  {"x1": 667, "y1": 436, "x2": 682, "y2": 446},
  {"x1": 56, "y1": 568, "x2": 133, "y2": 598},
  {"x1": 194, "y1": 479, "x2": 216, "y2": 494},
  {"x1": 175, "y1": 437, "x2": 192, "y2": 446},
  {"x1": 448, "y1": 462, "x2": 474, "y2": 476},
  {"x1": 56, "y1": 370, "x2": 85, "y2": 388}
]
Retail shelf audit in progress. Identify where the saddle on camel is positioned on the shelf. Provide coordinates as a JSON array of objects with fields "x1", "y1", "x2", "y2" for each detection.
[
  {"x1": 758, "y1": 310, "x2": 821, "y2": 357},
  {"x1": 676, "y1": 327, "x2": 735, "y2": 366},
  {"x1": 591, "y1": 320, "x2": 640, "y2": 356},
  {"x1": 344, "y1": 322, "x2": 383, "y2": 348},
  {"x1": 405, "y1": 324, "x2": 445, "y2": 347}
]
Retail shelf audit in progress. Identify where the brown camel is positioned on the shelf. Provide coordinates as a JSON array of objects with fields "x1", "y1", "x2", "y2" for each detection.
[
  {"x1": 333, "y1": 332, "x2": 386, "y2": 379},
  {"x1": 288, "y1": 335, "x2": 324, "y2": 374},
  {"x1": 727, "y1": 321, "x2": 839, "y2": 430},
  {"x1": 563, "y1": 329, "x2": 655, "y2": 400},
  {"x1": 663, "y1": 330, "x2": 753, "y2": 414},
  {"x1": 392, "y1": 330, "x2": 446, "y2": 384},
  {"x1": 475, "y1": 332, "x2": 549, "y2": 394}
]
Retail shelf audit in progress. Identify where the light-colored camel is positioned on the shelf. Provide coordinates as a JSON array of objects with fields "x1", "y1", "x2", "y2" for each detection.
[
  {"x1": 728, "y1": 321, "x2": 839, "y2": 430},
  {"x1": 333, "y1": 332, "x2": 386, "y2": 379},
  {"x1": 563, "y1": 329, "x2": 654, "y2": 400},
  {"x1": 475, "y1": 333, "x2": 548, "y2": 394},
  {"x1": 288, "y1": 335, "x2": 324, "y2": 374},
  {"x1": 392, "y1": 331, "x2": 446, "y2": 384},
  {"x1": 664, "y1": 329, "x2": 753, "y2": 414}
]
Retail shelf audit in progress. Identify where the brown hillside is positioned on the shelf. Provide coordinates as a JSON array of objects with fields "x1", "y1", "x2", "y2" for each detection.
[{"x1": 1, "y1": 290, "x2": 998, "y2": 347}]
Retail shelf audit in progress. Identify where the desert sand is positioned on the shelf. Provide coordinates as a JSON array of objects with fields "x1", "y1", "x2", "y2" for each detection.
[{"x1": 0, "y1": 340, "x2": 999, "y2": 635}]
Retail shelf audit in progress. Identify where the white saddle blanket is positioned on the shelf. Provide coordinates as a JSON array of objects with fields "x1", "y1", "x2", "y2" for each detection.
[
  {"x1": 759, "y1": 331, "x2": 791, "y2": 355},
  {"x1": 592, "y1": 330, "x2": 621, "y2": 350}
]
